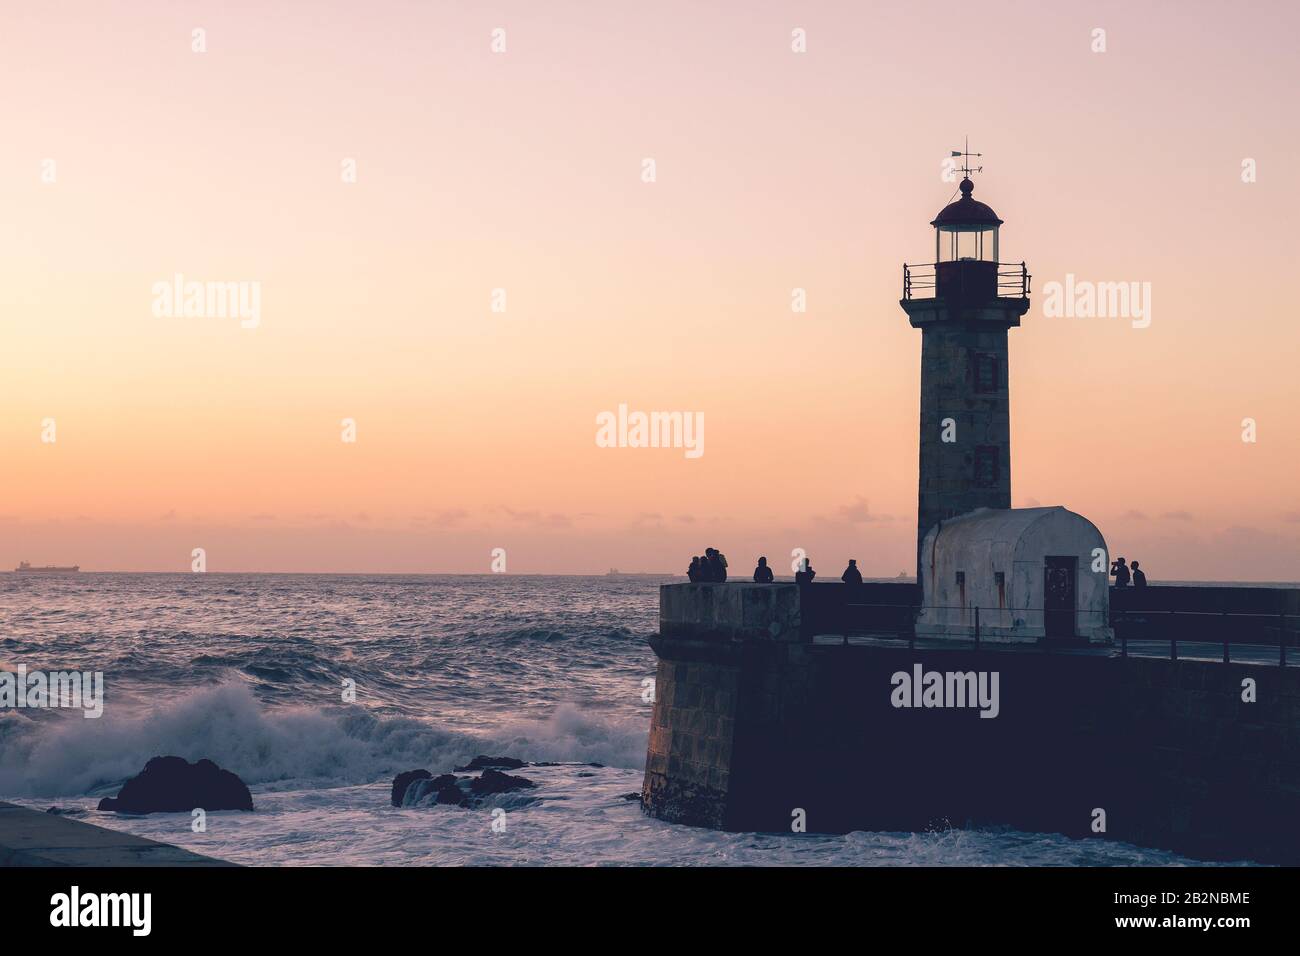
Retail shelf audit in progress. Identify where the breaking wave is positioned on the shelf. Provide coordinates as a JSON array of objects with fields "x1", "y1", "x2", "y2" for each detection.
[{"x1": 0, "y1": 682, "x2": 648, "y2": 798}]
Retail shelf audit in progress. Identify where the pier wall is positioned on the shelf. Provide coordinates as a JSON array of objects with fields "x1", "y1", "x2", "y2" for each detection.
[
  {"x1": 642, "y1": 583, "x2": 1300, "y2": 863},
  {"x1": 645, "y1": 583, "x2": 803, "y2": 828}
]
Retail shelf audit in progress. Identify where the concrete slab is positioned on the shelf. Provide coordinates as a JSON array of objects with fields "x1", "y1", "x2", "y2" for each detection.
[{"x1": 0, "y1": 802, "x2": 235, "y2": 867}]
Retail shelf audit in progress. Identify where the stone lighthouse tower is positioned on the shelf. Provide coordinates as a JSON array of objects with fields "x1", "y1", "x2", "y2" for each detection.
[{"x1": 900, "y1": 167, "x2": 1030, "y2": 587}]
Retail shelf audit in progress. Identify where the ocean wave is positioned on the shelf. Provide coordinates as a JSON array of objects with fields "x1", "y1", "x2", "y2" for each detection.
[{"x1": 0, "y1": 682, "x2": 648, "y2": 798}]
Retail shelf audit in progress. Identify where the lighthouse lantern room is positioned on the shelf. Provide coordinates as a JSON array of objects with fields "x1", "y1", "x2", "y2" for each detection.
[{"x1": 932, "y1": 177, "x2": 1001, "y2": 263}]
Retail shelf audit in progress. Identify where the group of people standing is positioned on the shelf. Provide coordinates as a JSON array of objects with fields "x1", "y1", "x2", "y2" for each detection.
[
  {"x1": 690, "y1": 550, "x2": 1149, "y2": 588},
  {"x1": 1110, "y1": 556, "x2": 1147, "y2": 588},
  {"x1": 687, "y1": 551, "x2": 864, "y2": 585},
  {"x1": 686, "y1": 548, "x2": 729, "y2": 582}
]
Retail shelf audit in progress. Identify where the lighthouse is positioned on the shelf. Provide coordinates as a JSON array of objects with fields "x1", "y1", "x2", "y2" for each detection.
[{"x1": 901, "y1": 162, "x2": 1030, "y2": 590}]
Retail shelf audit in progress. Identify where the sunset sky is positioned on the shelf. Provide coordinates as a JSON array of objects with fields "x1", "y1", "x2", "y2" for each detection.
[{"x1": 2, "y1": 0, "x2": 1298, "y2": 577}]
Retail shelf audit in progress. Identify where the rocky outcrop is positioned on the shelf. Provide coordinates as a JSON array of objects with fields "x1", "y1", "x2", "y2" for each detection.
[
  {"x1": 392, "y1": 767, "x2": 536, "y2": 809},
  {"x1": 469, "y1": 769, "x2": 536, "y2": 796},
  {"x1": 391, "y1": 769, "x2": 432, "y2": 807},
  {"x1": 403, "y1": 773, "x2": 464, "y2": 807},
  {"x1": 97, "y1": 756, "x2": 254, "y2": 814}
]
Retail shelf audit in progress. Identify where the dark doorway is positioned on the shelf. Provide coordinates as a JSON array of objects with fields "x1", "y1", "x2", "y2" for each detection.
[{"x1": 1043, "y1": 557, "x2": 1077, "y2": 639}]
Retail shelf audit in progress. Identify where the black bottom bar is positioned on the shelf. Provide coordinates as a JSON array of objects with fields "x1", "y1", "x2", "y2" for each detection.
[{"x1": 0, "y1": 864, "x2": 1283, "y2": 941}]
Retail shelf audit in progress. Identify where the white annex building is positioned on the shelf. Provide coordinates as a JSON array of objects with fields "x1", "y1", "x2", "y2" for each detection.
[{"x1": 914, "y1": 507, "x2": 1113, "y2": 644}]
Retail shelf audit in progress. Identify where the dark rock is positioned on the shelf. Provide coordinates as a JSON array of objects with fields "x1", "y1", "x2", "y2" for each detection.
[
  {"x1": 403, "y1": 773, "x2": 461, "y2": 807},
  {"x1": 434, "y1": 784, "x2": 466, "y2": 806},
  {"x1": 454, "y1": 755, "x2": 526, "y2": 772},
  {"x1": 469, "y1": 768, "x2": 536, "y2": 796},
  {"x1": 97, "y1": 756, "x2": 253, "y2": 814},
  {"x1": 391, "y1": 767, "x2": 536, "y2": 809},
  {"x1": 391, "y1": 769, "x2": 432, "y2": 807},
  {"x1": 621, "y1": 792, "x2": 642, "y2": 802},
  {"x1": 392, "y1": 768, "x2": 459, "y2": 807}
]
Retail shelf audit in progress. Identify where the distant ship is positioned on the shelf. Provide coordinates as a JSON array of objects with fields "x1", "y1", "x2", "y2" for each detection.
[
  {"x1": 14, "y1": 561, "x2": 80, "y2": 573},
  {"x1": 606, "y1": 568, "x2": 621, "y2": 576}
]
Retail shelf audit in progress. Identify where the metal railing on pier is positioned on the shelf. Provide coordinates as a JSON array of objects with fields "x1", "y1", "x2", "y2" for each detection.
[
  {"x1": 798, "y1": 599, "x2": 1295, "y2": 665},
  {"x1": 1109, "y1": 608, "x2": 1291, "y2": 665}
]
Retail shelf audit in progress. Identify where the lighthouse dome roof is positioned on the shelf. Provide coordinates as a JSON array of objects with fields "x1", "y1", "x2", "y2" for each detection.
[{"x1": 931, "y1": 178, "x2": 1003, "y2": 228}]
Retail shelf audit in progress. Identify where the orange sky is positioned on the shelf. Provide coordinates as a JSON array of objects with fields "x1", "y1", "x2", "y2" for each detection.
[{"x1": 2, "y1": 0, "x2": 1298, "y2": 577}]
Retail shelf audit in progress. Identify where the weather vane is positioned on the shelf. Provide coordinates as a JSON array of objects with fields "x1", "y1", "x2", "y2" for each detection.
[{"x1": 950, "y1": 136, "x2": 982, "y2": 180}]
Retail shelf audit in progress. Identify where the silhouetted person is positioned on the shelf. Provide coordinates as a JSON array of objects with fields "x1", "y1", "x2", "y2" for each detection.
[
  {"x1": 794, "y1": 557, "x2": 816, "y2": 585},
  {"x1": 841, "y1": 559, "x2": 863, "y2": 586},
  {"x1": 1111, "y1": 557, "x2": 1130, "y2": 588},
  {"x1": 753, "y1": 557, "x2": 774, "y2": 583},
  {"x1": 705, "y1": 547, "x2": 727, "y2": 583},
  {"x1": 1131, "y1": 561, "x2": 1147, "y2": 588},
  {"x1": 687, "y1": 556, "x2": 703, "y2": 583}
]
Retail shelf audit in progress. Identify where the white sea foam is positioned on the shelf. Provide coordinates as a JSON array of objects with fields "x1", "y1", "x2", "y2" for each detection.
[{"x1": 0, "y1": 682, "x2": 647, "y2": 798}]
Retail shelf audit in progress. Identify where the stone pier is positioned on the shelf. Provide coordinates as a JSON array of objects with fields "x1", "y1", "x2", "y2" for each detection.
[{"x1": 641, "y1": 582, "x2": 1300, "y2": 864}]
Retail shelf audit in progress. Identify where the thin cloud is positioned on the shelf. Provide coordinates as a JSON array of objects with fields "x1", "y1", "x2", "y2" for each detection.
[
  {"x1": 835, "y1": 497, "x2": 890, "y2": 523},
  {"x1": 411, "y1": 509, "x2": 469, "y2": 529},
  {"x1": 502, "y1": 507, "x2": 574, "y2": 529}
]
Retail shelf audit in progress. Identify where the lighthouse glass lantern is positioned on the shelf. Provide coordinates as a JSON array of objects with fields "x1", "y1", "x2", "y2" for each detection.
[
  {"x1": 937, "y1": 222, "x2": 997, "y2": 262},
  {"x1": 933, "y1": 178, "x2": 1001, "y2": 263}
]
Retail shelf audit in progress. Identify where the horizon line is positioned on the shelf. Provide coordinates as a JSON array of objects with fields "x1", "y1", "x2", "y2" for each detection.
[{"x1": 6, "y1": 570, "x2": 1300, "y2": 587}]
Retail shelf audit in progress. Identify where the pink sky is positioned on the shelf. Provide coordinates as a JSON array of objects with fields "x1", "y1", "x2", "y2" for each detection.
[{"x1": 2, "y1": 1, "x2": 1298, "y2": 577}]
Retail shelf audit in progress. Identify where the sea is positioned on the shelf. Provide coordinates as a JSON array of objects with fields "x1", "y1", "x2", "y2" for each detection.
[{"x1": 0, "y1": 573, "x2": 1240, "y2": 866}]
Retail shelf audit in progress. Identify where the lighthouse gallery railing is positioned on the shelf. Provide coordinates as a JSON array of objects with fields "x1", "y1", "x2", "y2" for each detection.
[{"x1": 902, "y1": 261, "x2": 1031, "y2": 301}]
